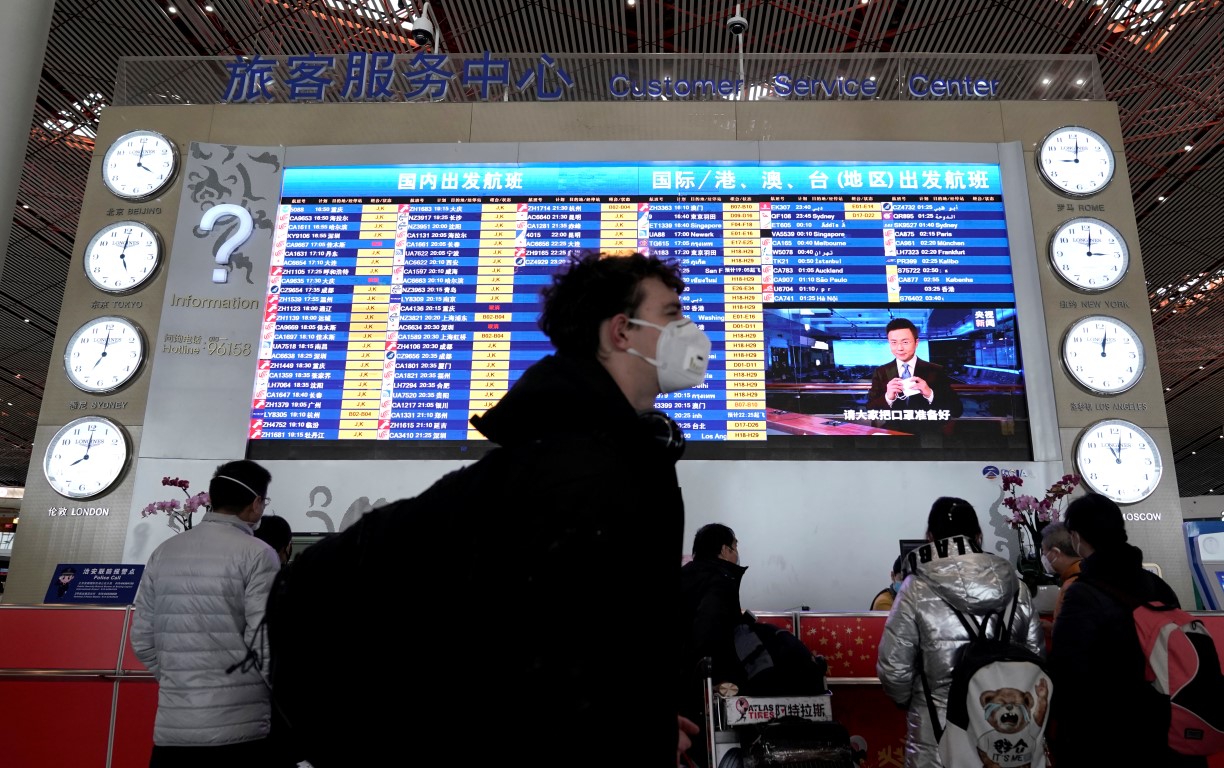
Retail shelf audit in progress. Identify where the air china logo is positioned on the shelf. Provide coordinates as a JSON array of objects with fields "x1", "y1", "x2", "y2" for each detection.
[{"x1": 982, "y1": 466, "x2": 1028, "y2": 481}]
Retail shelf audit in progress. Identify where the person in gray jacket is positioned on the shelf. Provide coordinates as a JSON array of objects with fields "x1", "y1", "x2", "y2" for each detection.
[
  {"x1": 131, "y1": 460, "x2": 280, "y2": 768},
  {"x1": 876, "y1": 496, "x2": 1044, "y2": 768}
]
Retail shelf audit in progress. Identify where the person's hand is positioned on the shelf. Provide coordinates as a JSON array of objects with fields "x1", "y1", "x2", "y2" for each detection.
[
  {"x1": 677, "y1": 714, "x2": 700, "y2": 765},
  {"x1": 909, "y1": 375, "x2": 933, "y2": 399},
  {"x1": 885, "y1": 377, "x2": 905, "y2": 401}
]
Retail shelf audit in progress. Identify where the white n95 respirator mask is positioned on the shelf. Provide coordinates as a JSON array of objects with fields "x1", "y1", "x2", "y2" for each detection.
[{"x1": 627, "y1": 317, "x2": 711, "y2": 393}]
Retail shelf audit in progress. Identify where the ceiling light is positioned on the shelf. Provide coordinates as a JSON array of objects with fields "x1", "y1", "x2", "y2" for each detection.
[
  {"x1": 1041, "y1": 77, "x2": 1051, "y2": 85},
  {"x1": 1075, "y1": 78, "x2": 1084, "y2": 85},
  {"x1": 869, "y1": 75, "x2": 877, "y2": 82},
  {"x1": 203, "y1": 3, "x2": 214, "y2": 11},
  {"x1": 1158, "y1": 195, "x2": 1166, "y2": 202},
  {"x1": 20, "y1": 204, "x2": 28, "y2": 209},
  {"x1": 168, "y1": 4, "x2": 177, "y2": 12},
  {"x1": 1184, "y1": 145, "x2": 1193, "y2": 151},
  {"x1": 628, "y1": 0, "x2": 636, "y2": 6},
  {"x1": 22, "y1": 318, "x2": 29, "y2": 323},
  {"x1": 1192, "y1": 451, "x2": 1197, "y2": 455}
]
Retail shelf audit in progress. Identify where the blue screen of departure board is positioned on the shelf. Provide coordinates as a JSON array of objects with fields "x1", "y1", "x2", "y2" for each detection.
[{"x1": 246, "y1": 160, "x2": 1034, "y2": 461}]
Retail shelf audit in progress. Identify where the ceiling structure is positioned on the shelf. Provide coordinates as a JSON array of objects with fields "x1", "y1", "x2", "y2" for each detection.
[{"x1": 1, "y1": 0, "x2": 1221, "y2": 496}]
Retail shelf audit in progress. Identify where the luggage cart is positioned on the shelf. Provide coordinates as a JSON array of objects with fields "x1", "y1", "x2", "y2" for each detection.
[{"x1": 701, "y1": 672, "x2": 842, "y2": 768}]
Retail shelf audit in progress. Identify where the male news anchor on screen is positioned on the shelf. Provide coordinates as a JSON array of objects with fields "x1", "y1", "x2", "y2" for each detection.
[{"x1": 865, "y1": 318, "x2": 963, "y2": 417}]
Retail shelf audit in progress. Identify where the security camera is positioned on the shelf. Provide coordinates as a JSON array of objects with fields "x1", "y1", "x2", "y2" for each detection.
[
  {"x1": 412, "y1": 2, "x2": 435, "y2": 47},
  {"x1": 727, "y1": 13, "x2": 748, "y2": 36}
]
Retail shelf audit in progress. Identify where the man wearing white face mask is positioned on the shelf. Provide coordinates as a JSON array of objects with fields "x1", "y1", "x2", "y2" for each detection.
[
  {"x1": 131, "y1": 460, "x2": 280, "y2": 767},
  {"x1": 267, "y1": 253, "x2": 710, "y2": 768}
]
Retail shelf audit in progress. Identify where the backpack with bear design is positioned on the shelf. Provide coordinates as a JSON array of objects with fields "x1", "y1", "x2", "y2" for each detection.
[{"x1": 920, "y1": 592, "x2": 1053, "y2": 768}]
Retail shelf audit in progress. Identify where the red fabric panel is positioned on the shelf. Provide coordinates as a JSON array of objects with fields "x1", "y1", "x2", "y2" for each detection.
[
  {"x1": 832, "y1": 684, "x2": 909, "y2": 768},
  {"x1": 0, "y1": 679, "x2": 113, "y2": 767},
  {"x1": 0, "y1": 607, "x2": 126, "y2": 669},
  {"x1": 753, "y1": 612, "x2": 795, "y2": 633},
  {"x1": 112, "y1": 679, "x2": 157, "y2": 768},
  {"x1": 798, "y1": 614, "x2": 887, "y2": 679}
]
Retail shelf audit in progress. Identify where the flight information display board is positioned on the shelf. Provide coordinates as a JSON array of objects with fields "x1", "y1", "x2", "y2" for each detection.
[{"x1": 248, "y1": 160, "x2": 1027, "y2": 459}]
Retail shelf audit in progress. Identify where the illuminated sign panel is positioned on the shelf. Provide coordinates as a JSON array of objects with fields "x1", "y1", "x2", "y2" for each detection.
[{"x1": 248, "y1": 159, "x2": 1031, "y2": 460}]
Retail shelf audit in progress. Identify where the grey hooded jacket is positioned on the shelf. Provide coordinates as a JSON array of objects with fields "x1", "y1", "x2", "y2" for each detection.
[{"x1": 876, "y1": 536, "x2": 1045, "y2": 768}]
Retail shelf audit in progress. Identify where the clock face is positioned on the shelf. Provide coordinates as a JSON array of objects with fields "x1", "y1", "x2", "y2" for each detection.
[
  {"x1": 1036, "y1": 125, "x2": 1115, "y2": 197},
  {"x1": 64, "y1": 316, "x2": 146, "y2": 394},
  {"x1": 43, "y1": 416, "x2": 130, "y2": 499},
  {"x1": 1074, "y1": 419, "x2": 1163, "y2": 504},
  {"x1": 1049, "y1": 217, "x2": 1129, "y2": 292},
  {"x1": 102, "y1": 130, "x2": 178, "y2": 201},
  {"x1": 83, "y1": 221, "x2": 162, "y2": 293},
  {"x1": 1061, "y1": 315, "x2": 1145, "y2": 395}
]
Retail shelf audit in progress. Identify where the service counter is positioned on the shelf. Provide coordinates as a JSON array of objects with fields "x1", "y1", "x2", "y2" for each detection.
[{"x1": 1, "y1": 606, "x2": 1221, "y2": 767}]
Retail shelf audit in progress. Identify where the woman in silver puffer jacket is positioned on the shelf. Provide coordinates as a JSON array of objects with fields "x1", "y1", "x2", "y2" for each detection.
[{"x1": 876, "y1": 497, "x2": 1045, "y2": 768}]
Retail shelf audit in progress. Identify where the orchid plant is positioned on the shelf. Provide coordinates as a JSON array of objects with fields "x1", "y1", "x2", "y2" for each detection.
[
  {"x1": 1000, "y1": 472, "x2": 1081, "y2": 589},
  {"x1": 141, "y1": 476, "x2": 210, "y2": 533}
]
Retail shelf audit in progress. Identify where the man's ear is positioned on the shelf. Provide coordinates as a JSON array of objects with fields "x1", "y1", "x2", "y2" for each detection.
[{"x1": 604, "y1": 313, "x2": 634, "y2": 352}]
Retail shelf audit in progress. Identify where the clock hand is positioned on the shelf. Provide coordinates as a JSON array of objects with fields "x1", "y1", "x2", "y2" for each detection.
[
  {"x1": 92, "y1": 330, "x2": 112, "y2": 368},
  {"x1": 118, "y1": 233, "x2": 130, "y2": 270},
  {"x1": 1101, "y1": 326, "x2": 1108, "y2": 358},
  {"x1": 1116, "y1": 434, "x2": 1123, "y2": 464},
  {"x1": 70, "y1": 435, "x2": 94, "y2": 466}
]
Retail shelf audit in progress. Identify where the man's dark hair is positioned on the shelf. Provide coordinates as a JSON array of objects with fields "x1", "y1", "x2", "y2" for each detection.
[
  {"x1": 1065, "y1": 492, "x2": 1128, "y2": 550},
  {"x1": 538, "y1": 252, "x2": 685, "y2": 356},
  {"x1": 208, "y1": 460, "x2": 271, "y2": 513},
  {"x1": 692, "y1": 523, "x2": 735, "y2": 561},
  {"x1": 885, "y1": 317, "x2": 919, "y2": 339},
  {"x1": 1041, "y1": 521, "x2": 1077, "y2": 558},
  {"x1": 255, "y1": 515, "x2": 292, "y2": 552},
  {"x1": 927, "y1": 496, "x2": 982, "y2": 541},
  {"x1": 891, "y1": 555, "x2": 904, "y2": 576}
]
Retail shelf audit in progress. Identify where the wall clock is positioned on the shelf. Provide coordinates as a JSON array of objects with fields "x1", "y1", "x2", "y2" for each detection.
[
  {"x1": 43, "y1": 416, "x2": 130, "y2": 499},
  {"x1": 1061, "y1": 315, "x2": 1145, "y2": 395},
  {"x1": 1036, "y1": 125, "x2": 1115, "y2": 197},
  {"x1": 1074, "y1": 419, "x2": 1163, "y2": 504},
  {"x1": 83, "y1": 220, "x2": 162, "y2": 293},
  {"x1": 1048, "y1": 217, "x2": 1129, "y2": 292},
  {"x1": 102, "y1": 129, "x2": 179, "y2": 201},
  {"x1": 63, "y1": 316, "x2": 146, "y2": 394}
]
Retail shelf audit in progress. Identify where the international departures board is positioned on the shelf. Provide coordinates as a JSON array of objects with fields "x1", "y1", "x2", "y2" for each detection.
[{"x1": 248, "y1": 161, "x2": 1014, "y2": 448}]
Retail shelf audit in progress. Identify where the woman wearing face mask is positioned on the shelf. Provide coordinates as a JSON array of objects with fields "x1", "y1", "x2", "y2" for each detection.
[
  {"x1": 871, "y1": 556, "x2": 906, "y2": 611},
  {"x1": 1049, "y1": 493, "x2": 1201, "y2": 768}
]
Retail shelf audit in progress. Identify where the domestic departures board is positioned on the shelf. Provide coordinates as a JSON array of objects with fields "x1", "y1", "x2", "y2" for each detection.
[{"x1": 248, "y1": 161, "x2": 1017, "y2": 451}]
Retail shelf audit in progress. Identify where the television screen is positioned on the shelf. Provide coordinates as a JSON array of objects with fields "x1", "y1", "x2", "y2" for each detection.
[{"x1": 247, "y1": 155, "x2": 1038, "y2": 461}]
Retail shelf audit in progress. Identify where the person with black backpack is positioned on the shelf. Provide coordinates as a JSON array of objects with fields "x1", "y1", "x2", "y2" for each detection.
[
  {"x1": 266, "y1": 253, "x2": 710, "y2": 768},
  {"x1": 1050, "y1": 493, "x2": 1207, "y2": 768},
  {"x1": 876, "y1": 497, "x2": 1044, "y2": 768}
]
